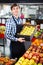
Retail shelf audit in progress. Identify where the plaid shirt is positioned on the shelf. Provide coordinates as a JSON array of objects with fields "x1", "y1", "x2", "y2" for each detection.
[{"x1": 5, "y1": 16, "x2": 23, "y2": 41}]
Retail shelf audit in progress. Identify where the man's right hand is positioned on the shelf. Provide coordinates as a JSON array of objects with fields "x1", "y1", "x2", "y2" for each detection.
[{"x1": 17, "y1": 38, "x2": 25, "y2": 43}]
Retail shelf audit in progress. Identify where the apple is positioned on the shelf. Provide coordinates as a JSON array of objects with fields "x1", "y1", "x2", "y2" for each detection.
[
  {"x1": 29, "y1": 46, "x2": 33, "y2": 51},
  {"x1": 29, "y1": 59, "x2": 35, "y2": 65},
  {"x1": 33, "y1": 52, "x2": 39, "y2": 56},
  {"x1": 15, "y1": 62, "x2": 21, "y2": 65},
  {"x1": 0, "y1": 61, "x2": 4, "y2": 65},
  {"x1": 17, "y1": 61, "x2": 23, "y2": 65},
  {"x1": 24, "y1": 59, "x2": 29, "y2": 63},
  {"x1": 31, "y1": 44, "x2": 35, "y2": 48},
  {"x1": 36, "y1": 49, "x2": 40, "y2": 53},
  {"x1": 21, "y1": 59, "x2": 29, "y2": 65},
  {"x1": 39, "y1": 53, "x2": 43, "y2": 58},
  {"x1": 23, "y1": 53, "x2": 28, "y2": 58},
  {"x1": 26, "y1": 51, "x2": 30, "y2": 54},
  {"x1": 21, "y1": 62, "x2": 27, "y2": 65},
  {"x1": 28, "y1": 53, "x2": 33, "y2": 59},
  {"x1": 40, "y1": 58, "x2": 43, "y2": 64},
  {"x1": 34, "y1": 62, "x2": 37, "y2": 65},
  {"x1": 40, "y1": 49, "x2": 43, "y2": 53},
  {"x1": 5, "y1": 60, "x2": 13, "y2": 65},
  {"x1": 35, "y1": 57, "x2": 39, "y2": 63},
  {"x1": 18, "y1": 57, "x2": 25, "y2": 62},
  {"x1": 32, "y1": 56, "x2": 37, "y2": 60},
  {"x1": 31, "y1": 51, "x2": 35, "y2": 54},
  {"x1": 32, "y1": 48, "x2": 36, "y2": 52},
  {"x1": 38, "y1": 63, "x2": 42, "y2": 65},
  {"x1": 15, "y1": 57, "x2": 25, "y2": 65}
]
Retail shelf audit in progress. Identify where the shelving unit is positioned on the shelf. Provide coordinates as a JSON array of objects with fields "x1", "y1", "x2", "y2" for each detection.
[
  {"x1": 0, "y1": 23, "x2": 5, "y2": 55},
  {"x1": 0, "y1": 38, "x2": 5, "y2": 55}
]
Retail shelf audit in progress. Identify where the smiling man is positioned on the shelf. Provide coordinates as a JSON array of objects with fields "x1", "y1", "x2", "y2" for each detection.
[{"x1": 5, "y1": 3, "x2": 26, "y2": 59}]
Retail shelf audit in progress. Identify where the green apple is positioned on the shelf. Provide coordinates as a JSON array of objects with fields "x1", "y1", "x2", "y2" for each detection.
[
  {"x1": 29, "y1": 59, "x2": 35, "y2": 65},
  {"x1": 34, "y1": 62, "x2": 37, "y2": 65},
  {"x1": 38, "y1": 63, "x2": 42, "y2": 65},
  {"x1": 22, "y1": 59, "x2": 29, "y2": 65},
  {"x1": 15, "y1": 62, "x2": 20, "y2": 65}
]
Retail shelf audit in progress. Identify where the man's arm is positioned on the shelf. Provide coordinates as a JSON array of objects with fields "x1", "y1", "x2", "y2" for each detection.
[
  {"x1": 5, "y1": 19, "x2": 25, "y2": 42},
  {"x1": 5, "y1": 19, "x2": 18, "y2": 41}
]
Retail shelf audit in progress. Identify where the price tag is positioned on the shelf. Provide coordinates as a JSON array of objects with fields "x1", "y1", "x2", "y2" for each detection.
[
  {"x1": 31, "y1": 20, "x2": 35, "y2": 25},
  {"x1": 40, "y1": 24, "x2": 43, "y2": 29},
  {"x1": 2, "y1": 19, "x2": 5, "y2": 24},
  {"x1": 23, "y1": 19, "x2": 26, "y2": 24}
]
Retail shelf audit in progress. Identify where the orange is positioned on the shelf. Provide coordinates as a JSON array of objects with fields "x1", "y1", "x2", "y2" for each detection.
[{"x1": 32, "y1": 39, "x2": 43, "y2": 46}]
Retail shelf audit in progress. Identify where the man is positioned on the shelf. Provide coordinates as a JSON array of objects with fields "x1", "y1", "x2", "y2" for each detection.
[{"x1": 5, "y1": 3, "x2": 26, "y2": 59}]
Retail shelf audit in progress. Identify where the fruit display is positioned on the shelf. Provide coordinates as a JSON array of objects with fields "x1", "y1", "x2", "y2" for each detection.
[
  {"x1": 24, "y1": 22, "x2": 31, "y2": 25},
  {"x1": 34, "y1": 29, "x2": 43, "y2": 38},
  {"x1": 34, "y1": 31, "x2": 41, "y2": 38},
  {"x1": 32, "y1": 39, "x2": 43, "y2": 46},
  {"x1": 15, "y1": 44, "x2": 43, "y2": 65},
  {"x1": 15, "y1": 57, "x2": 25, "y2": 65},
  {"x1": 20, "y1": 26, "x2": 35, "y2": 36},
  {"x1": 0, "y1": 57, "x2": 17, "y2": 65},
  {"x1": 0, "y1": 26, "x2": 5, "y2": 34}
]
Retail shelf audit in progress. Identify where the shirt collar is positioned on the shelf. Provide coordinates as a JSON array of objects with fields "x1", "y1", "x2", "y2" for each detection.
[
  {"x1": 12, "y1": 15, "x2": 19, "y2": 20},
  {"x1": 12, "y1": 15, "x2": 20, "y2": 24}
]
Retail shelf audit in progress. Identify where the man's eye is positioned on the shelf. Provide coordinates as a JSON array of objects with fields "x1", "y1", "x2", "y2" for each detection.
[{"x1": 14, "y1": 8, "x2": 15, "y2": 10}]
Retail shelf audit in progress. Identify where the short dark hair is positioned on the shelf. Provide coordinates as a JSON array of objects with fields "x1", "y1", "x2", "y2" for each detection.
[{"x1": 11, "y1": 3, "x2": 20, "y2": 10}]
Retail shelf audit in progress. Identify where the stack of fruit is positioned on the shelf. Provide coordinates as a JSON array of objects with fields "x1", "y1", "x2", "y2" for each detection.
[
  {"x1": 0, "y1": 57, "x2": 16, "y2": 65},
  {"x1": 34, "y1": 31, "x2": 41, "y2": 38},
  {"x1": 0, "y1": 26, "x2": 5, "y2": 34},
  {"x1": 34, "y1": 29, "x2": 43, "y2": 38},
  {"x1": 20, "y1": 26, "x2": 35, "y2": 36},
  {"x1": 32, "y1": 39, "x2": 43, "y2": 46},
  {"x1": 15, "y1": 44, "x2": 43, "y2": 65}
]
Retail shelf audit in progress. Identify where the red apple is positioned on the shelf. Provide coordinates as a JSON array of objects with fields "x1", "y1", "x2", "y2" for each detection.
[
  {"x1": 33, "y1": 52, "x2": 39, "y2": 57},
  {"x1": 35, "y1": 57, "x2": 39, "y2": 63},
  {"x1": 29, "y1": 46, "x2": 33, "y2": 51},
  {"x1": 32, "y1": 48, "x2": 36, "y2": 52},
  {"x1": 40, "y1": 58, "x2": 43, "y2": 64},
  {"x1": 41, "y1": 49, "x2": 43, "y2": 53},
  {"x1": 36, "y1": 46, "x2": 41, "y2": 53},
  {"x1": 26, "y1": 51, "x2": 30, "y2": 54},
  {"x1": 23, "y1": 53, "x2": 28, "y2": 58},
  {"x1": 32, "y1": 56, "x2": 37, "y2": 60},
  {"x1": 28, "y1": 53, "x2": 33, "y2": 60},
  {"x1": 36, "y1": 49, "x2": 40, "y2": 53},
  {"x1": 39, "y1": 53, "x2": 43, "y2": 58}
]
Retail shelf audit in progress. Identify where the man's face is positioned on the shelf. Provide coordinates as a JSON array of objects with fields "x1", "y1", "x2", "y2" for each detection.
[{"x1": 11, "y1": 6, "x2": 20, "y2": 16}]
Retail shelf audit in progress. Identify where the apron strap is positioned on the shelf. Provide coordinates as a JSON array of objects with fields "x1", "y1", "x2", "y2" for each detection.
[{"x1": 12, "y1": 16, "x2": 18, "y2": 25}]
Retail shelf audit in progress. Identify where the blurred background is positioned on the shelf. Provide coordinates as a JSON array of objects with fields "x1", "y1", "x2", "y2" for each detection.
[{"x1": 0, "y1": 3, "x2": 43, "y2": 57}]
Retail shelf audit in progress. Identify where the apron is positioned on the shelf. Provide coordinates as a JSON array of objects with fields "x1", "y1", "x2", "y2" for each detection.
[{"x1": 10, "y1": 16, "x2": 26, "y2": 59}]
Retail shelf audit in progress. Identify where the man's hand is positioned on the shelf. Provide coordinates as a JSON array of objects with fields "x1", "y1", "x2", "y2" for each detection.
[{"x1": 17, "y1": 38, "x2": 25, "y2": 43}]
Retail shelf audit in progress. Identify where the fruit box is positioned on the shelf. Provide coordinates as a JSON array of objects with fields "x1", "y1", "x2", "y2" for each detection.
[{"x1": 17, "y1": 25, "x2": 36, "y2": 41}]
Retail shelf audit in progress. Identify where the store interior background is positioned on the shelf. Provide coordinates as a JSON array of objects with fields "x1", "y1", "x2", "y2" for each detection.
[{"x1": 0, "y1": 3, "x2": 43, "y2": 57}]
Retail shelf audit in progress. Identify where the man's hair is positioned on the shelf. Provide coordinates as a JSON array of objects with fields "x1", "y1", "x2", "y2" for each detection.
[{"x1": 11, "y1": 3, "x2": 20, "y2": 10}]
